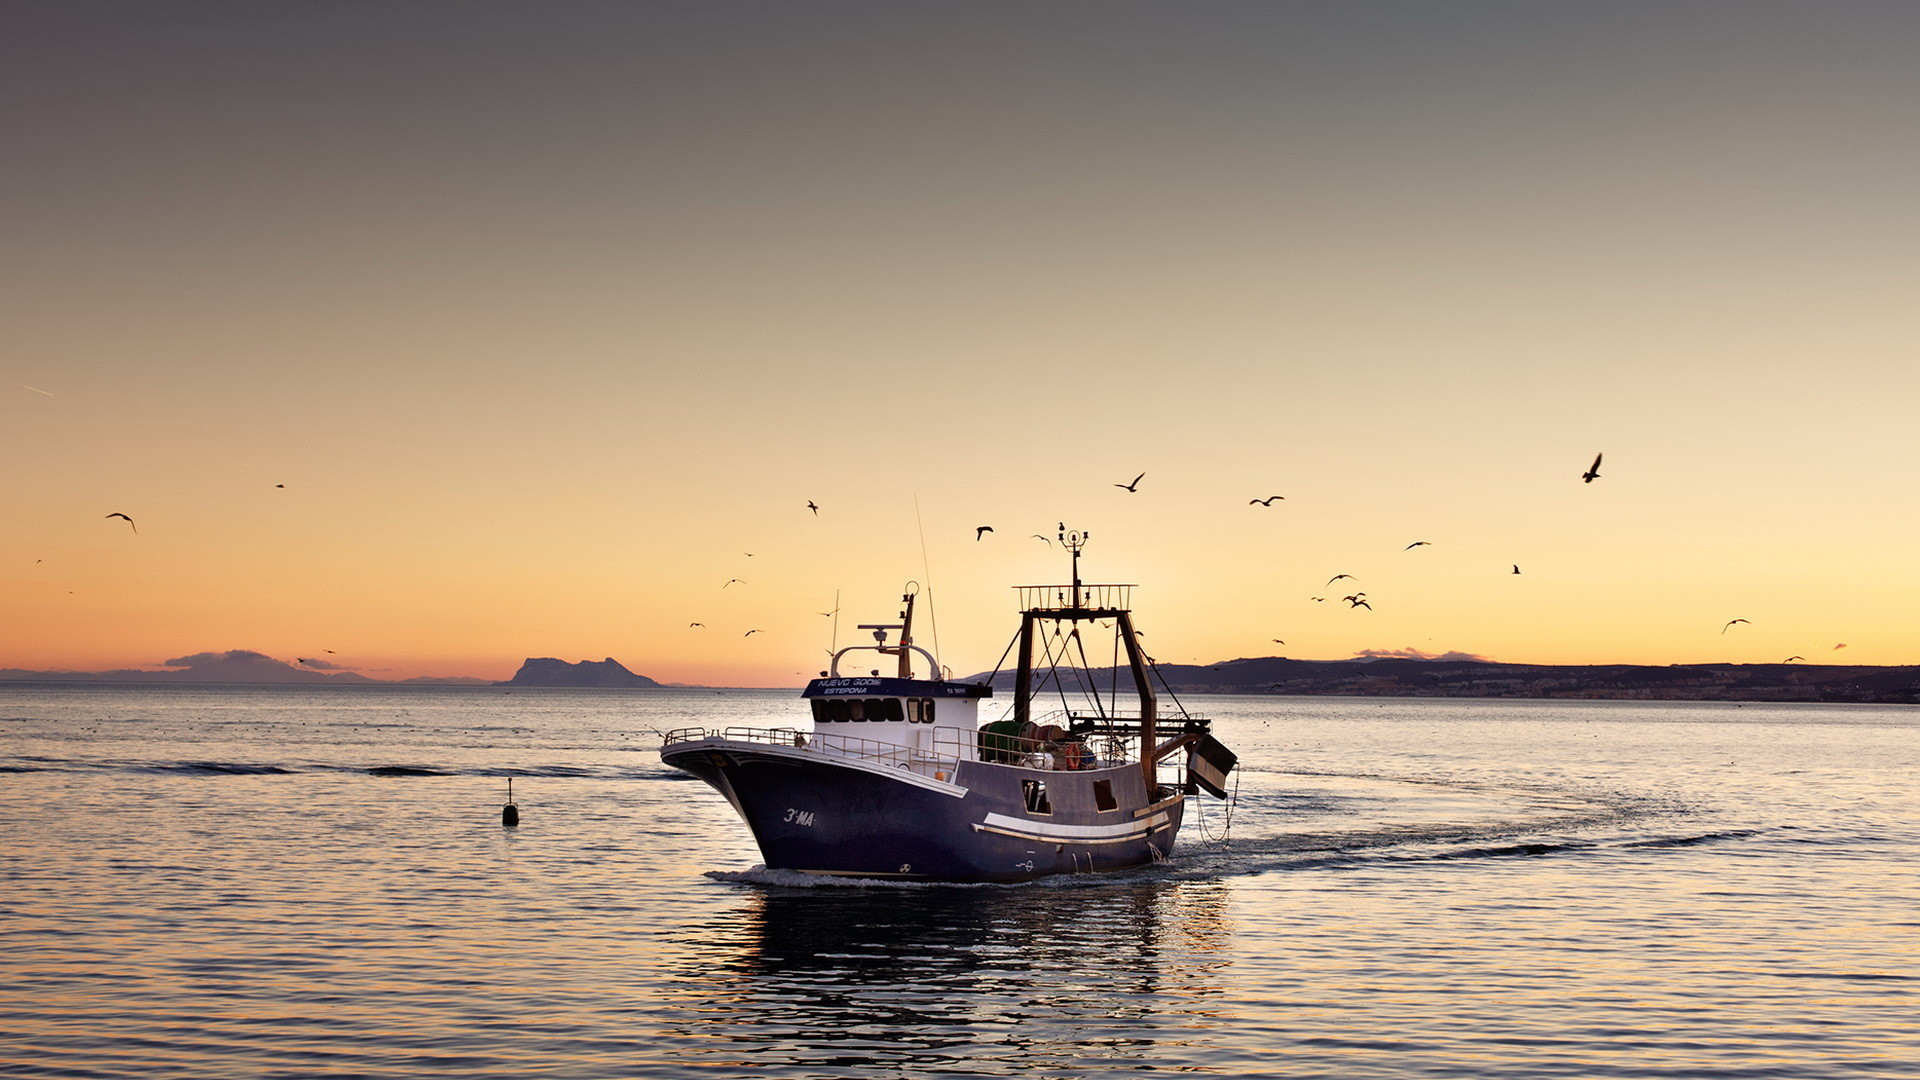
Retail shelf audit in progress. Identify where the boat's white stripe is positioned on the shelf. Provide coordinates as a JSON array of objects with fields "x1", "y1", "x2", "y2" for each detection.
[
  {"x1": 675, "y1": 738, "x2": 970, "y2": 798},
  {"x1": 977, "y1": 811, "x2": 1169, "y2": 839},
  {"x1": 972, "y1": 823, "x2": 1161, "y2": 845}
]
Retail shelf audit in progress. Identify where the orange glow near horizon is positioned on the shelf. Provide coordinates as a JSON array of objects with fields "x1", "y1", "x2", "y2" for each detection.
[{"x1": 6, "y1": 6, "x2": 1920, "y2": 686}]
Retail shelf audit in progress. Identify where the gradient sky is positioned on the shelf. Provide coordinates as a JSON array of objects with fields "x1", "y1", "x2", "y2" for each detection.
[{"x1": 6, "y1": 2, "x2": 1919, "y2": 685}]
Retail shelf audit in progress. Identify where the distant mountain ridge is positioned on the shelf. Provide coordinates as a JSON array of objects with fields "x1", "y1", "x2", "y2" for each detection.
[
  {"x1": 969, "y1": 655, "x2": 1920, "y2": 704},
  {"x1": 0, "y1": 648, "x2": 486, "y2": 685},
  {"x1": 498, "y1": 657, "x2": 661, "y2": 688}
]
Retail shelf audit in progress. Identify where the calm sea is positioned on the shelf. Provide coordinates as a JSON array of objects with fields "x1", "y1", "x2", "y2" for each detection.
[{"x1": 1, "y1": 684, "x2": 1916, "y2": 1078}]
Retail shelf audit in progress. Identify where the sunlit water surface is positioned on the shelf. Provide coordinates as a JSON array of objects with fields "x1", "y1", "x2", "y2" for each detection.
[{"x1": 2, "y1": 685, "x2": 1916, "y2": 1078}]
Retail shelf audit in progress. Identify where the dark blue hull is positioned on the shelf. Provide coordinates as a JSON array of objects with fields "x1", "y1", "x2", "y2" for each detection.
[{"x1": 662, "y1": 739, "x2": 1184, "y2": 883}]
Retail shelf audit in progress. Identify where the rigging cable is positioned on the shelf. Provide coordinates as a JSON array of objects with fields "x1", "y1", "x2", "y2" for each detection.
[
  {"x1": 1068, "y1": 628, "x2": 1107, "y2": 719},
  {"x1": 912, "y1": 495, "x2": 943, "y2": 674}
]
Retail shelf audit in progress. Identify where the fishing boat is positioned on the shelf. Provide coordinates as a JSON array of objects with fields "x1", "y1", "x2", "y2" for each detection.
[{"x1": 659, "y1": 526, "x2": 1237, "y2": 883}]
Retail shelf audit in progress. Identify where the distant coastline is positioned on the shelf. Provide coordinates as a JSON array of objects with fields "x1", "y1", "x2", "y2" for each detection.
[
  {"x1": 6, "y1": 651, "x2": 1916, "y2": 704},
  {"x1": 0, "y1": 651, "x2": 659, "y2": 689},
  {"x1": 977, "y1": 656, "x2": 1920, "y2": 705}
]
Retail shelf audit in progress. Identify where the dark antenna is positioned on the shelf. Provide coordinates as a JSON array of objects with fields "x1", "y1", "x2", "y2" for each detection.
[{"x1": 1057, "y1": 522, "x2": 1089, "y2": 606}]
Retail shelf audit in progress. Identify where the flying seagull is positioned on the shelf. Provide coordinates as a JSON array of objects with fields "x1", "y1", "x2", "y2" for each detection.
[
  {"x1": 723, "y1": 579, "x2": 744, "y2": 588},
  {"x1": 688, "y1": 622, "x2": 704, "y2": 628},
  {"x1": 1721, "y1": 619, "x2": 1750, "y2": 634},
  {"x1": 1310, "y1": 596, "x2": 1325, "y2": 602},
  {"x1": 743, "y1": 629, "x2": 762, "y2": 637},
  {"x1": 1326, "y1": 574, "x2": 1355, "y2": 586},
  {"x1": 1249, "y1": 495, "x2": 1284, "y2": 506},
  {"x1": 1271, "y1": 639, "x2": 1286, "y2": 644},
  {"x1": 105, "y1": 512, "x2": 136, "y2": 534},
  {"x1": 975, "y1": 526, "x2": 993, "y2": 540},
  {"x1": 297, "y1": 658, "x2": 317, "y2": 665},
  {"x1": 1834, "y1": 643, "x2": 1848, "y2": 650},
  {"x1": 806, "y1": 500, "x2": 819, "y2": 515},
  {"x1": 1784, "y1": 656, "x2": 1804, "y2": 662},
  {"x1": 1347, "y1": 598, "x2": 1372, "y2": 610},
  {"x1": 1030, "y1": 534, "x2": 1051, "y2": 545},
  {"x1": 1582, "y1": 452, "x2": 1603, "y2": 483},
  {"x1": 1342, "y1": 592, "x2": 1367, "y2": 603},
  {"x1": 1405, "y1": 541, "x2": 1431, "y2": 550},
  {"x1": 1114, "y1": 472, "x2": 1145, "y2": 492}
]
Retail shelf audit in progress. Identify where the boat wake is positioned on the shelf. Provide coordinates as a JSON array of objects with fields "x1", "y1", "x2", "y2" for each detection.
[{"x1": 704, "y1": 768, "x2": 1744, "y2": 888}]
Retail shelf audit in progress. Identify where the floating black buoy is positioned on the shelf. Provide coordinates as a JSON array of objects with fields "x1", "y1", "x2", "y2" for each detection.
[{"x1": 502, "y1": 777, "x2": 519, "y2": 827}]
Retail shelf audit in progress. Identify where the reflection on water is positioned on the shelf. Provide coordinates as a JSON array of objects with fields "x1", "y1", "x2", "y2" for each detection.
[
  {"x1": 657, "y1": 879, "x2": 1234, "y2": 1075},
  {"x1": 5, "y1": 687, "x2": 1920, "y2": 1078}
]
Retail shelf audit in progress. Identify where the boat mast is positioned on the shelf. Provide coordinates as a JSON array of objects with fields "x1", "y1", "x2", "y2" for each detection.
[
  {"x1": 1012, "y1": 525, "x2": 1159, "y2": 789},
  {"x1": 860, "y1": 584, "x2": 920, "y2": 679}
]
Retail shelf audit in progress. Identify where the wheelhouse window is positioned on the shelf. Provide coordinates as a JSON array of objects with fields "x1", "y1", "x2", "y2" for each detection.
[
  {"x1": 1022, "y1": 779, "x2": 1052, "y2": 815},
  {"x1": 811, "y1": 697, "x2": 916, "y2": 723},
  {"x1": 1093, "y1": 779, "x2": 1117, "y2": 812}
]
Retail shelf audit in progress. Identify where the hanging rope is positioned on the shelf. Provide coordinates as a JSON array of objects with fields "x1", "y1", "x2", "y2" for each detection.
[{"x1": 1192, "y1": 764, "x2": 1242, "y2": 844}]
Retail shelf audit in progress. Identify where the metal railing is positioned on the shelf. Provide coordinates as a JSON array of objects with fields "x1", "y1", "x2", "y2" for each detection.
[
  {"x1": 1014, "y1": 583, "x2": 1134, "y2": 613},
  {"x1": 661, "y1": 723, "x2": 1138, "y2": 774},
  {"x1": 663, "y1": 725, "x2": 963, "y2": 780}
]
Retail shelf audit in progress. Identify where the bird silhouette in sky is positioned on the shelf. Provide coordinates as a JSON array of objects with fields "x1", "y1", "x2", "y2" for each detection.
[
  {"x1": 1342, "y1": 592, "x2": 1367, "y2": 603},
  {"x1": 975, "y1": 526, "x2": 993, "y2": 540},
  {"x1": 1721, "y1": 619, "x2": 1750, "y2": 634},
  {"x1": 1310, "y1": 596, "x2": 1325, "y2": 602},
  {"x1": 1272, "y1": 639, "x2": 1286, "y2": 644},
  {"x1": 1582, "y1": 452, "x2": 1603, "y2": 483},
  {"x1": 723, "y1": 579, "x2": 744, "y2": 588},
  {"x1": 105, "y1": 513, "x2": 136, "y2": 534},
  {"x1": 1326, "y1": 574, "x2": 1355, "y2": 586},
  {"x1": 1784, "y1": 656, "x2": 1804, "y2": 662},
  {"x1": 744, "y1": 629, "x2": 762, "y2": 637},
  {"x1": 325, "y1": 649, "x2": 335, "y2": 654},
  {"x1": 688, "y1": 622, "x2": 704, "y2": 628},
  {"x1": 1114, "y1": 472, "x2": 1145, "y2": 492},
  {"x1": 806, "y1": 500, "x2": 819, "y2": 515},
  {"x1": 1249, "y1": 495, "x2": 1283, "y2": 506},
  {"x1": 1347, "y1": 598, "x2": 1372, "y2": 610},
  {"x1": 297, "y1": 658, "x2": 317, "y2": 665},
  {"x1": 275, "y1": 484, "x2": 285, "y2": 489},
  {"x1": 743, "y1": 552, "x2": 754, "y2": 557},
  {"x1": 1405, "y1": 541, "x2": 1431, "y2": 550},
  {"x1": 1030, "y1": 534, "x2": 1051, "y2": 545},
  {"x1": 1834, "y1": 643, "x2": 1848, "y2": 650}
]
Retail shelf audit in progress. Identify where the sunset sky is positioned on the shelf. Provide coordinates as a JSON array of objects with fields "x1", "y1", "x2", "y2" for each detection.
[{"x1": 6, "y1": 2, "x2": 1919, "y2": 685}]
